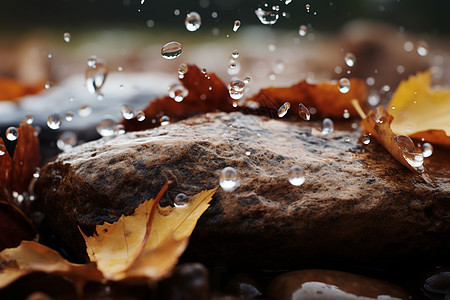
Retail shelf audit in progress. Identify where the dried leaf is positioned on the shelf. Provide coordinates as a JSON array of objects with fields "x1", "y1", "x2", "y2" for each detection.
[
  {"x1": 243, "y1": 78, "x2": 368, "y2": 118},
  {"x1": 0, "y1": 78, "x2": 43, "y2": 101},
  {"x1": 0, "y1": 241, "x2": 103, "y2": 289},
  {"x1": 0, "y1": 138, "x2": 12, "y2": 201},
  {"x1": 121, "y1": 65, "x2": 235, "y2": 131},
  {"x1": 0, "y1": 202, "x2": 35, "y2": 251},
  {"x1": 352, "y1": 100, "x2": 432, "y2": 183},
  {"x1": 388, "y1": 71, "x2": 450, "y2": 146},
  {"x1": 0, "y1": 187, "x2": 217, "y2": 288},
  {"x1": 80, "y1": 186, "x2": 217, "y2": 281}
]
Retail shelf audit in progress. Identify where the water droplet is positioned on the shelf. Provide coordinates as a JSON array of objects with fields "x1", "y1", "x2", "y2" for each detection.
[
  {"x1": 397, "y1": 65, "x2": 405, "y2": 74},
  {"x1": 168, "y1": 84, "x2": 189, "y2": 102},
  {"x1": 278, "y1": 102, "x2": 291, "y2": 117},
  {"x1": 416, "y1": 40, "x2": 429, "y2": 57},
  {"x1": 45, "y1": 81, "x2": 52, "y2": 89},
  {"x1": 231, "y1": 49, "x2": 240, "y2": 59},
  {"x1": 174, "y1": 193, "x2": 188, "y2": 207},
  {"x1": 178, "y1": 63, "x2": 188, "y2": 76},
  {"x1": 174, "y1": 9, "x2": 180, "y2": 16},
  {"x1": 114, "y1": 124, "x2": 126, "y2": 135},
  {"x1": 403, "y1": 41, "x2": 414, "y2": 52},
  {"x1": 245, "y1": 149, "x2": 251, "y2": 155},
  {"x1": 78, "y1": 105, "x2": 92, "y2": 117},
  {"x1": 243, "y1": 76, "x2": 251, "y2": 84},
  {"x1": 87, "y1": 55, "x2": 97, "y2": 68},
  {"x1": 366, "y1": 77, "x2": 375, "y2": 86},
  {"x1": 338, "y1": 78, "x2": 350, "y2": 93},
  {"x1": 0, "y1": 144, "x2": 6, "y2": 156},
  {"x1": 121, "y1": 105, "x2": 135, "y2": 120},
  {"x1": 321, "y1": 118, "x2": 334, "y2": 135},
  {"x1": 65, "y1": 111, "x2": 74, "y2": 121},
  {"x1": 362, "y1": 134, "x2": 371, "y2": 145},
  {"x1": 394, "y1": 135, "x2": 424, "y2": 169},
  {"x1": 344, "y1": 52, "x2": 356, "y2": 67},
  {"x1": 63, "y1": 32, "x2": 71, "y2": 43},
  {"x1": 185, "y1": 11, "x2": 201, "y2": 32},
  {"x1": 96, "y1": 118, "x2": 116, "y2": 137},
  {"x1": 136, "y1": 111, "x2": 146, "y2": 121},
  {"x1": 25, "y1": 115, "x2": 34, "y2": 124},
  {"x1": 47, "y1": 53, "x2": 52, "y2": 59},
  {"x1": 118, "y1": 66, "x2": 123, "y2": 72},
  {"x1": 160, "y1": 115, "x2": 170, "y2": 126},
  {"x1": 6, "y1": 127, "x2": 18, "y2": 141},
  {"x1": 288, "y1": 166, "x2": 306, "y2": 186},
  {"x1": 86, "y1": 58, "x2": 108, "y2": 95},
  {"x1": 227, "y1": 61, "x2": 241, "y2": 75},
  {"x1": 344, "y1": 136, "x2": 351, "y2": 143},
  {"x1": 285, "y1": 0, "x2": 292, "y2": 4},
  {"x1": 255, "y1": 8, "x2": 279, "y2": 25},
  {"x1": 228, "y1": 80, "x2": 246, "y2": 100},
  {"x1": 57, "y1": 131, "x2": 77, "y2": 151},
  {"x1": 233, "y1": 20, "x2": 241, "y2": 32},
  {"x1": 343, "y1": 109, "x2": 350, "y2": 119},
  {"x1": 211, "y1": 11, "x2": 218, "y2": 18},
  {"x1": 299, "y1": 25, "x2": 308, "y2": 36},
  {"x1": 47, "y1": 113, "x2": 62, "y2": 130},
  {"x1": 161, "y1": 42, "x2": 183, "y2": 60},
  {"x1": 422, "y1": 143, "x2": 433, "y2": 158},
  {"x1": 268, "y1": 42, "x2": 276, "y2": 52},
  {"x1": 273, "y1": 60, "x2": 284, "y2": 74},
  {"x1": 305, "y1": 4, "x2": 311, "y2": 12},
  {"x1": 269, "y1": 73, "x2": 276, "y2": 81},
  {"x1": 219, "y1": 167, "x2": 239, "y2": 192},
  {"x1": 368, "y1": 92, "x2": 380, "y2": 106},
  {"x1": 298, "y1": 103, "x2": 311, "y2": 121},
  {"x1": 272, "y1": 5, "x2": 280, "y2": 11}
]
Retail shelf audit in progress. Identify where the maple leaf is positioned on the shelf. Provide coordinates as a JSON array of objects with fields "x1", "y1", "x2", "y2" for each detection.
[
  {"x1": 0, "y1": 186, "x2": 217, "y2": 289},
  {"x1": 388, "y1": 71, "x2": 450, "y2": 146}
]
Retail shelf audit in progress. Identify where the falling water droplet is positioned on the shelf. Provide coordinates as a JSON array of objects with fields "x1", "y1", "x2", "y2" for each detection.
[
  {"x1": 416, "y1": 41, "x2": 429, "y2": 57},
  {"x1": 243, "y1": 76, "x2": 251, "y2": 84},
  {"x1": 321, "y1": 118, "x2": 334, "y2": 135},
  {"x1": 78, "y1": 105, "x2": 92, "y2": 117},
  {"x1": 232, "y1": 20, "x2": 242, "y2": 32},
  {"x1": 47, "y1": 113, "x2": 62, "y2": 130},
  {"x1": 245, "y1": 149, "x2": 251, "y2": 156},
  {"x1": 285, "y1": 0, "x2": 292, "y2": 4},
  {"x1": 228, "y1": 80, "x2": 246, "y2": 100},
  {"x1": 114, "y1": 124, "x2": 126, "y2": 135},
  {"x1": 344, "y1": 52, "x2": 356, "y2": 67},
  {"x1": 305, "y1": 4, "x2": 310, "y2": 12},
  {"x1": 161, "y1": 42, "x2": 183, "y2": 59},
  {"x1": 278, "y1": 102, "x2": 291, "y2": 117},
  {"x1": 362, "y1": 135, "x2": 371, "y2": 145},
  {"x1": 87, "y1": 55, "x2": 97, "y2": 67},
  {"x1": 168, "y1": 84, "x2": 189, "y2": 102},
  {"x1": 298, "y1": 104, "x2": 311, "y2": 121},
  {"x1": 65, "y1": 111, "x2": 74, "y2": 121},
  {"x1": 273, "y1": 60, "x2": 284, "y2": 74},
  {"x1": 96, "y1": 118, "x2": 116, "y2": 137},
  {"x1": 57, "y1": 131, "x2": 77, "y2": 151},
  {"x1": 135, "y1": 111, "x2": 146, "y2": 121},
  {"x1": 63, "y1": 32, "x2": 71, "y2": 43},
  {"x1": 368, "y1": 92, "x2": 380, "y2": 106},
  {"x1": 121, "y1": 105, "x2": 135, "y2": 120},
  {"x1": 6, "y1": 127, "x2": 18, "y2": 141},
  {"x1": 343, "y1": 109, "x2": 350, "y2": 119},
  {"x1": 45, "y1": 81, "x2": 52, "y2": 90},
  {"x1": 299, "y1": 25, "x2": 308, "y2": 36},
  {"x1": 185, "y1": 12, "x2": 201, "y2": 32},
  {"x1": 394, "y1": 135, "x2": 424, "y2": 169},
  {"x1": 254, "y1": 8, "x2": 279, "y2": 25},
  {"x1": 0, "y1": 144, "x2": 6, "y2": 156},
  {"x1": 25, "y1": 115, "x2": 34, "y2": 124},
  {"x1": 160, "y1": 115, "x2": 170, "y2": 126},
  {"x1": 86, "y1": 58, "x2": 107, "y2": 95},
  {"x1": 219, "y1": 167, "x2": 239, "y2": 192},
  {"x1": 178, "y1": 63, "x2": 188, "y2": 76},
  {"x1": 338, "y1": 78, "x2": 350, "y2": 93},
  {"x1": 288, "y1": 166, "x2": 305, "y2": 186},
  {"x1": 231, "y1": 49, "x2": 240, "y2": 59},
  {"x1": 174, "y1": 193, "x2": 188, "y2": 207},
  {"x1": 422, "y1": 143, "x2": 433, "y2": 158}
]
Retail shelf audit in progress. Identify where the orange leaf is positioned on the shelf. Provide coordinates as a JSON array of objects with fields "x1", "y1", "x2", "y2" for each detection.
[
  {"x1": 243, "y1": 78, "x2": 368, "y2": 118},
  {"x1": 0, "y1": 78, "x2": 44, "y2": 101},
  {"x1": 0, "y1": 138, "x2": 12, "y2": 201}
]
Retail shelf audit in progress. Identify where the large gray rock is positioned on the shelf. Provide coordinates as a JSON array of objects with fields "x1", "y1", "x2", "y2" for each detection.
[{"x1": 34, "y1": 112, "x2": 450, "y2": 266}]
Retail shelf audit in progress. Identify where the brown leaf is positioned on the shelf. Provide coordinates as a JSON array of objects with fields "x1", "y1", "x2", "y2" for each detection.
[
  {"x1": 0, "y1": 138, "x2": 12, "y2": 201},
  {"x1": 352, "y1": 100, "x2": 432, "y2": 183},
  {"x1": 121, "y1": 65, "x2": 235, "y2": 132},
  {"x1": 11, "y1": 121, "x2": 41, "y2": 195},
  {"x1": 0, "y1": 202, "x2": 35, "y2": 251},
  {"x1": 0, "y1": 78, "x2": 44, "y2": 101},
  {"x1": 243, "y1": 78, "x2": 368, "y2": 118}
]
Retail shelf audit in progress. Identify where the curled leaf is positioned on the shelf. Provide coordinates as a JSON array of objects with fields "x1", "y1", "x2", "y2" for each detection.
[{"x1": 388, "y1": 71, "x2": 450, "y2": 146}]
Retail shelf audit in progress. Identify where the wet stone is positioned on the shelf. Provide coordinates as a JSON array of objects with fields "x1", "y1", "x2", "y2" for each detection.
[
  {"x1": 34, "y1": 112, "x2": 450, "y2": 266},
  {"x1": 268, "y1": 269, "x2": 409, "y2": 300}
]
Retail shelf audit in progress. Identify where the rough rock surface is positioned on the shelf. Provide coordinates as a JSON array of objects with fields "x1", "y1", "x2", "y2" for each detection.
[{"x1": 34, "y1": 112, "x2": 450, "y2": 266}]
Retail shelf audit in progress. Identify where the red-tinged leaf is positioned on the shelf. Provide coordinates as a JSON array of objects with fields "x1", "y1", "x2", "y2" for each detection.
[
  {"x1": 121, "y1": 65, "x2": 235, "y2": 132},
  {"x1": 11, "y1": 121, "x2": 40, "y2": 195},
  {"x1": 0, "y1": 138, "x2": 12, "y2": 201},
  {"x1": 0, "y1": 202, "x2": 35, "y2": 251}
]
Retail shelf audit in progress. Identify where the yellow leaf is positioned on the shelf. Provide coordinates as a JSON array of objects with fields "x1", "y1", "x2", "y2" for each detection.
[
  {"x1": 0, "y1": 241, "x2": 103, "y2": 289},
  {"x1": 388, "y1": 71, "x2": 450, "y2": 146},
  {"x1": 80, "y1": 187, "x2": 217, "y2": 281}
]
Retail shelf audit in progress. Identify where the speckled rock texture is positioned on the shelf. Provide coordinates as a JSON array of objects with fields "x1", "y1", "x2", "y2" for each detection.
[{"x1": 34, "y1": 112, "x2": 450, "y2": 266}]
